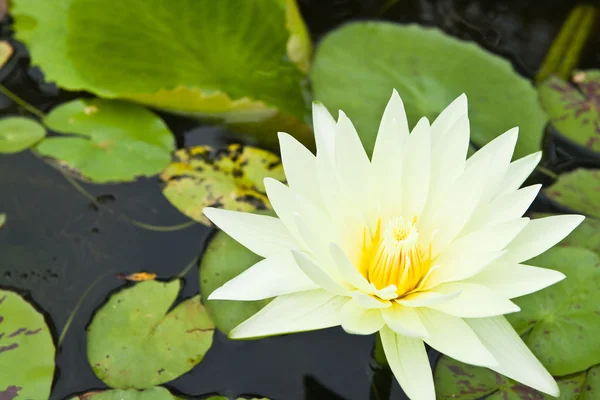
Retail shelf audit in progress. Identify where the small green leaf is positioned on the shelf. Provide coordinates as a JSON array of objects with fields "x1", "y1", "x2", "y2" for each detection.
[
  {"x1": 312, "y1": 22, "x2": 546, "y2": 158},
  {"x1": 434, "y1": 355, "x2": 586, "y2": 399},
  {"x1": 0, "y1": 41, "x2": 13, "y2": 69},
  {"x1": 68, "y1": 387, "x2": 183, "y2": 400},
  {"x1": 199, "y1": 211, "x2": 274, "y2": 335},
  {"x1": 539, "y1": 70, "x2": 600, "y2": 151},
  {"x1": 582, "y1": 365, "x2": 600, "y2": 400},
  {"x1": 0, "y1": 289, "x2": 55, "y2": 399},
  {"x1": 507, "y1": 246, "x2": 600, "y2": 376},
  {"x1": 37, "y1": 98, "x2": 175, "y2": 183},
  {"x1": 543, "y1": 168, "x2": 600, "y2": 218},
  {"x1": 87, "y1": 280, "x2": 215, "y2": 389},
  {"x1": 161, "y1": 144, "x2": 285, "y2": 225},
  {"x1": 0, "y1": 117, "x2": 46, "y2": 153}
]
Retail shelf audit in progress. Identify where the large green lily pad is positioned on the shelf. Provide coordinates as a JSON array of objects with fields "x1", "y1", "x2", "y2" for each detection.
[
  {"x1": 557, "y1": 216, "x2": 600, "y2": 253},
  {"x1": 543, "y1": 168, "x2": 600, "y2": 218},
  {"x1": 87, "y1": 280, "x2": 215, "y2": 389},
  {"x1": 68, "y1": 387, "x2": 182, "y2": 400},
  {"x1": 160, "y1": 144, "x2": 285, "y2": 226},
  {"x1": 0, "y1": 289, "x2": 55, "y2": 399},
  {"x1": 199, "y1": 210, "x2": 275, "y2": 335},
  {"x1": 507, "y1": 246, "x2": 600, "y2": 376},
  {"x1": 311, "y1": 22, "x2": 546, "y2": 158},
  {"x1": 0, "y1": 117, "x2": 46, "y2": 154},
  {"x1": 37, "y1": 98, "x2": 174, "y2": 183},
  {"x1": 434, "y1": 355, "x2": 586, "y2": 399},
  {"x1": 582, "y1": 365, "x2": 600, "y2": 400},
  {"x1": 539, "y1": 70, "x2": 600, "y2": 152},
  {"x1": 12, "y1": 0, "x2": 310, "y2": 122}
]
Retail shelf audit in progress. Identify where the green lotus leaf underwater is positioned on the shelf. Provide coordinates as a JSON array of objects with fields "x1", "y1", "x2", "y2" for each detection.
[
  {"x1": 543, "y1": 168, "x2": 600, "y2": 219},
  {"x1": 67, "y1": 387, "x2": 183, "y2": 400},
  {"x1": 0, "y1": 117, "x2": 46, "y2": 154}
]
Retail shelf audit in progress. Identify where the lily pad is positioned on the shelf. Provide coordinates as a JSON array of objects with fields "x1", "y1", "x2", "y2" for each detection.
[
  {"x1": 543, "y1": 168, "x2": 600, "y2": 218},
  {"x1": 68, "y1": 387, "x2": 182, "y2": 400},
  {"x1": 538, "y1": 70, "x2": 600, "y2": 151},
  {"x1": 434, "y1": 355, "x2": 586, "y2": 399},
  {"x1": 199, "y1": 210, "x2": 275, "y2": 335},
  {"x1": 0, "y1": 289, "x2": 55, "y2": 399},
  {"x1": 582, "y1": 365, "x2": 600, "y2": 400},
  {"x1": 37, "y1": 98, "x2": 174, "y2": 183},
  {"x1": 0, "y1": 117, "x2": 46, "y2": 154},
  {"x1": 12, "y1": 0, "x2": 310, "y2": 122},
  {"x1": 506, "y1": 246, "x2": 600, "y2": 376},
  {"x1": 311, "y1": 22, "x2": 546, "y2": 158},
  {"x1": 87, "y1": 280, "x2": 215, "y2": 389},
  {"x1": 160, "y1": 144, "x2": 285, "y2": 225},
  {"x1": 0, "y1": 40, "x2": 12, "y2": 68},
  {"x1": 206, "y1": 397, "x2": 270, "y2": 400},
  {"x1": 557, "y1": 216, "x2": 600, "y2": 254}
]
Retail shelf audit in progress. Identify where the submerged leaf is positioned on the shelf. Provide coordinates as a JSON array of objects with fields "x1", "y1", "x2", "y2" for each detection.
[
  {"x1": 68, "y1": 387, "x2": 182, "y2": 400},
  {"x1": 87, "y1": 280, "x2": 214, "y2": 389},
  {"x1": 161, "y1": 144, "x2": 285, "y2": 225},
  {"x1": 0, "y1": 290, "x2": 55, "y2": 399},
  {"x1": 311, "y1": 22, "x2": 546, "y2": 158},
  {"x1": 37, "y1": 98, "x2": 174, "y2": 183},
  {"x1": 543, "y1": 168, "x2": 600, "y2": 218},
  {"x1": 0, "y1": 117, "x2": 46, "y2": 153}
]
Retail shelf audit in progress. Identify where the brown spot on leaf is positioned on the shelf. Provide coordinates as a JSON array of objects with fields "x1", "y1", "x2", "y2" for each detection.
[
  {"x1": 0, "y1": 386, "x2": 21, "y2": 400},
  {"x1": 117, "y1": 272, "x2": 157, "y2": 282},
  {"x1": 447, "y1": 365, "x2": 474, "y2": 377}
]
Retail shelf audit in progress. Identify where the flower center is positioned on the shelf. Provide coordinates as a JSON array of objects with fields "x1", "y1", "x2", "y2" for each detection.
[{"x1": 359, "y1": 216, "x2": 432, "y2": 297}]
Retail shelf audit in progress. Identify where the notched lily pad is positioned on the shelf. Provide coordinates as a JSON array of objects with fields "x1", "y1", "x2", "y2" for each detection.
[
  {"x1": 87, "y1": 279, "x2": 215, "y2": 389},
  {"x1": 0, "y1": 289, "x2": 55, "y2": 399},
  {"x1": 539, "y1": 70, "x2": 600, "y2": 152},
  {"x1": 68, "y1": 387, "x2": 182, "y2": 400},
  {"x1": 37, "y1": 98, "x2": 175, "y2": 183},
  {"x1": 0, "y1": 117, "x2": 46, "y2": 154},
  {"x1": 434, "y1": 355, "x2": 586, "y2": 399},
  {"x1": 160, "y1": 144, "x2": 285, "y2": 225},
  {"x1": 311, "y1": 22, "x2": 546, "y2": 158},
  {"x1": 507, "y1": 246, "x2": 600, "y2": 376},
  {"x1": 543, "y1": 168, "x2": 600, "y2": 218}
]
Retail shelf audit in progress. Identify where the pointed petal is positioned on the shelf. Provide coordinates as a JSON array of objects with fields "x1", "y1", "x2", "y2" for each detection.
[
  {"x1": 402, "y1": 117, "x2": 431, "y2": 219},
  {"x1": 502, "y1": 215, "x2": 585, "y2": 263},
  {"x1": 292, "y1": 250, "x2": 348, "y2": 296},
  {"x1": 380, "y1": 327, "x2": 436, "y2": 400},
  {"x1": 329, "y1": 243, "x2": 373, "y2": 293},
  {"x1": 263, "y1": 178, "x2": 301, "y2": 240},
  {"x1": 382, "y1": 303, "x2": 429, "y2": 338},
  {"x1": 312, "y1": 101, "x2": 336, "y2": 160},
  {"x1": 466, "y1": 316, "x2": 559, "y2": 397},
  {"x1": 397, "y1": 290, "x2": 460, "y2": 308},
  {"x1": 496, "y1": 151, "x2": 542, "y2": 197},
  {"x1": 419, "y1": 308, "x2": 496, "y2": 367},
  {"x1": 278, "y1": 132, "x2": 322, "y2": 207},
  {"x1": 351, "y1": 291, "x2": 391, "y2": 309},
  {"x1": 208, "y1": 251, "x2": 318, "y2": 301},
  {"x1": 203, "y1": 208, "x2": 297, "y2": 258},
  {"x1": 466, "y1": 262, "x2": 566, "y2": 299},
  {"x1": 341, "y1": 300, "x2": 385, "y2": 335},
  {"x1": 431, "y1": 93, "x2": 468, "y2": 139},
  {"x1": 229, "y1": 290, "x2": 346, "y2": 339}
]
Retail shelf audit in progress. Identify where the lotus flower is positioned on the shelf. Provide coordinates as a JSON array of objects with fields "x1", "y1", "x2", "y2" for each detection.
[{"x1": 204, "y1": 91, "x2": 583, "y2": 399}]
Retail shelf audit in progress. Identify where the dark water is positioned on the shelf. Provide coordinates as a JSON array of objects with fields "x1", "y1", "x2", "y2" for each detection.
[{"x1": 0, "y1": 1, "x2": 598, "y2": 399}]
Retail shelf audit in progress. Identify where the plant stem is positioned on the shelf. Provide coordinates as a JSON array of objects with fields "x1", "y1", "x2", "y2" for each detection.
[{"x1": 0, "y1": 83, "x2": 46, "y2": 119}]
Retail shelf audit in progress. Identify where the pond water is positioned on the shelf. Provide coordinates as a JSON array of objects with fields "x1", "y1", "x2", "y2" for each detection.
[{"x1": 0, "y1": 0, "x2": 598, "y2": 399}]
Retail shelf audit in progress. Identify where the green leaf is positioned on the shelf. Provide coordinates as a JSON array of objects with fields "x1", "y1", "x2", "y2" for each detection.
[
  {"x1": 311, "y1": 22, "x2": 546, "y2": 158},
  {"x1": 0, "y1": 41, "x2": 13, "y2": 69},
  {"x1": 557, "y1": 217, "x2": 600, "y2": 254},
  {"x1": 206, "y1": 397, "x2": 270, "y2": 400},
  {"x1": 582, "y1": 365, "x2": 600, "y2": 400},
  {"x1": 199, "y1": 211, "x2": 274, "y2": 335},
  {"x1": 539, "y1": 71, "x2": 600, "y2": 151},
  {"x1": 12, "y1": 0, "x2": 310, "y2": 120},
  {"x1": 434, "y1": 355, "x2": 586, "y2": 399},
  {"x1": 507, "y1": 246, "x2": 600, "y2": 376},
  {"x1": 87, "y1": 280, "x2": 215, "y2": 389},
  {"x1": 37, "y1": 98, "x2": 175, "y2": 183},
  {"x1": 160, "y1": 144, "x2": 285, "y2": 226},
  {"x1": 68, "y1": 387, "x2": 183, "y2": 400},
  {"x1": 0, "y1": 117, "x2": 46, "y2": 154},
  {"x1": 0, "y1": 289, "x2": 55, "y2": 399},
  {"x1": 543, "y1": 168, "x2": 600, "y2": 218}
]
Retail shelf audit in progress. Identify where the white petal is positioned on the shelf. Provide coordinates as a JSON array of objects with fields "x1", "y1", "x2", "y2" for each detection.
[
  {"x1": 431, "y1": 93, "x2": 468, "y2": 139},
  {"x1": 351, "y1": 291, "x2": 391, "y2": 309},
  {"x1": 203, "y1": 208, "x2": 297, "y2": 258},
  {"x1": 229, "y1": 290, "x2": 346, "y2": 339},
  {"x1": 380, "y1": 326, "x2": 435, "y2": 400},
  {"x1": 341, "y1": 300, "x2": 385, "y2": 335},
  {"x1": 382, "y1": 303, "x2": 429, "y2": 338},
  {"x1": 466, "y1": 262, "x2": 566, "y2": 299},
  {"x1": 312, "y1": 101, "x2": 336, "y2": 161},
  {"x1": 496, "y1": 151, "x2": 542, "y2": 197},
  {"x1": 329, "y1": 243, "x2": 374, "y2": 293},
  {"x1": 263, "y1": 178, "x2": 301, "y2": 240},
  {"x1": 278, "y1": 132, "x2": 322, "y2": 207},
  {"x1": 419, "y1": 308, "x2": 496, "y2": 367},
  {"x1": 208, "y1": 251, "x2": 318, "y2": 301},
  {"x1": 502, "y1": 215, "x2": 585, "y2": 263},
  {"x1": 467, "y1": 316, "x2": 559, "y2": 397},
  {"x1": 426, "y1": 282, "x2": 520, "y2": 318},
  {"x1": 292, "y1": 250, "x2": 348, "y2": 296},
  {"x1": 397, "y1": 290, "x2": 460, "y2": 308},
  {"x1": 402, "y1": 117, "x2": 431, "y2": 219}
]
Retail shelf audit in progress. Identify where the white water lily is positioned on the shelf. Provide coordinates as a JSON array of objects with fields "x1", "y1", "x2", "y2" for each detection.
[{"x1": 204, "y1": 91, "x2": 583, "y2": 400}]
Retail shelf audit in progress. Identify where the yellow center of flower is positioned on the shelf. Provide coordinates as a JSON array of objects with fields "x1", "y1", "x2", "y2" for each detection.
[{"x1": 359, "y1": 216, "x2": 432, "y2": 297}]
